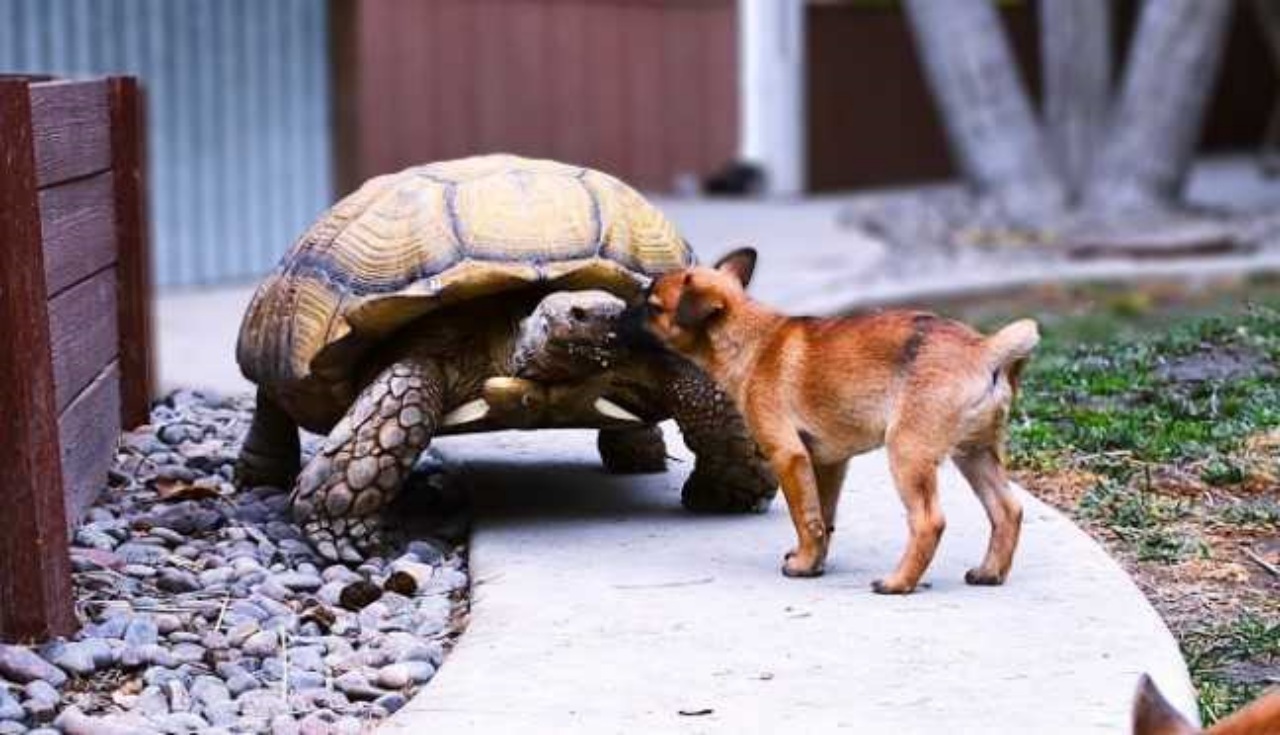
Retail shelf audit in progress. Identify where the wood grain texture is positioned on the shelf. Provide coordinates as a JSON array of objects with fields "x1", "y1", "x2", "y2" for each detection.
[
  {"x1": 109, "y1": 77, "x2": 154, "y2": 428},
  {"x1": 30, "y1": 79, "x2": 112, "y2": 188},
  {"x1": 39, "y1": 171, "x2": 118, "y2": 297},
  {"x1": 58, "y1": 362, "x2": 122, "y2": 526},
  {"x1": 0, "y1": 79, "x2": 76, "y2": 642},
  {"x1": 339, "y1": 0, "x2": 737, "y2": 191},
  {"x1": 49, "y1": 269, "x2": 120, "y2": 414}
]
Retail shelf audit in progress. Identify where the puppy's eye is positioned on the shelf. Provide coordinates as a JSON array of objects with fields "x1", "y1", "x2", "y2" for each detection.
[{"x1": 647, "y1": 297, "x2": 664, "y2": 313}]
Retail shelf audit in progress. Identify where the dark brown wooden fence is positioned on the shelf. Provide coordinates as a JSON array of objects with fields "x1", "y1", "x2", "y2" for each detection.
[
  {"x1": 0, "y1": 76, "x2": 152, "y2": 642},
  {"x1": 332, "y1": 0, "x2": 738, "y2": 194}
]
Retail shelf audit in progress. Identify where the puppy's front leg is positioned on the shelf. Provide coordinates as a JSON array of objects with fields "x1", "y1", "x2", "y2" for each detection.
[{"x1": 763, "y1": 440, "x2": 829, "y2": 578}]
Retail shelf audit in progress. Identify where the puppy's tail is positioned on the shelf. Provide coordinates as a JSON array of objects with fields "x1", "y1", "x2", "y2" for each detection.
[{"x1": 984, "y1": 318, "x2": 1040, "y2": 390}]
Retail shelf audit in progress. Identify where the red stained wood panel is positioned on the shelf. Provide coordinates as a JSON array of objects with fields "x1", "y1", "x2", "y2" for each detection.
[
  {"x1": 0, "y1": 79, "x2": 76, "y2": 642},
  {"x1": 58, "y1": 362, "x2": 123, "y2": 526},
  {"x1": 433, "y1": 0, "x2": 475, "y2": 163},
  {"x1": 108, "y1": 76, "x2": 154, "y2": 429},
  {"x1": 29, "y1": 80, "x2": 112, "y2": 189},
  {"x1": 546, "y1": 0, "x2": 589, "y2": 165},
  {"x1": 340, "y1": 0, "x2": 738, "y2": 191},
  {"x1": 701, "y1": 4, "x2": 738, "y2": 175},
  {"x1": 39, "y1": 171, "x2": 118, "y2": 297},
  {"x1": 624, "y1": 4, "x2": 666, "y2": 190},
  {"x1": 48, "y1": 269, "x2": 120, "y2": 414},
  {"x1": 660, "y1": 7, "x2": 706, "y2": 181}
]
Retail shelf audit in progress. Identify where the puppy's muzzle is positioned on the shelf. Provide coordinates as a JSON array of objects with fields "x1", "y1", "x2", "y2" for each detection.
[{"x1": 618, "y1": 302, "x2": 667, "y2": 354}]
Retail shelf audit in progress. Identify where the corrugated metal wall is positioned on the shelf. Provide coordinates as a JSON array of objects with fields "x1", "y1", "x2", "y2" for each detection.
[
  {"x1": 336, "y1": 0, "x2": 738, "y2": 194},
  {"x1": 0, "y1": 0, "x2": 334, "y2": 287}
]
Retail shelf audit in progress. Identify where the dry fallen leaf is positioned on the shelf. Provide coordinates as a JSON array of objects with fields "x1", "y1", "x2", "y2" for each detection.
[{"x1": 153, "y1": 478, "x2": 222, "y2": 502}]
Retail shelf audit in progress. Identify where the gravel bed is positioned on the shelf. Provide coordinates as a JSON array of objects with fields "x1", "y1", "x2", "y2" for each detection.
[{"x1": 0, "y1": 391, "x2": 470, "y2": 734}]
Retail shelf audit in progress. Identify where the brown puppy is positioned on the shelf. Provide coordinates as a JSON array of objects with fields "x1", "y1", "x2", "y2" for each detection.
[
  {"x1": 633, "y1": 248, "x2": 1039, "y2": 593},
  {"x1": 1132, "y1": 674, "x2": 1280, "y2": 735}
]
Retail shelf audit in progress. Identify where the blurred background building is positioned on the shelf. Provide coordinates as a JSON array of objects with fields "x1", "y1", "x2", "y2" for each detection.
[{"x1": 1, "y1": 0, "x2": 1275, "y2": 287}]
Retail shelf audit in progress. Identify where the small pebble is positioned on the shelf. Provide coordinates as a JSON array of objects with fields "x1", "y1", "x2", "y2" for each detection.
[{"x1": 0, "y1": 645, "x2": 66, "y2": 687}]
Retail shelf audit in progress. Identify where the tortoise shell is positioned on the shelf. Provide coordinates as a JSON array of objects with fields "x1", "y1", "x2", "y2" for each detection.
[{"x1": 236, "y1": 154, "x2": 693, "y2": 400}]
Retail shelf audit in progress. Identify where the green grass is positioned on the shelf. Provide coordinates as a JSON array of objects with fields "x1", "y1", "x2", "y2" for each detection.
[
  {"x1": 1006, "y1": 302, "x2": 1280, "y2": 484},
  {"x1": 1183, "y1": 614, "x2": 1280, "y2": 724}
]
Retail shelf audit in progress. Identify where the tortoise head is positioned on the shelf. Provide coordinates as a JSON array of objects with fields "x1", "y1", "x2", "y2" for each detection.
[{"x1": 511, "y1": 289, "x2": 631, "y2": 382}]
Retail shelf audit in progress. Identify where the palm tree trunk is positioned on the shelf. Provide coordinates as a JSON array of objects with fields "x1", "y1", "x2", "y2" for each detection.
[
  {"x1": 1082, "y1": 0, "x2": 1233, "y2": 213},
  {"x1": 903, "y1": 0, "x2": 1065, "y2": 221},
  {"x1": 1039, "y1": 0, "x2": 1112, "y2": 201}
]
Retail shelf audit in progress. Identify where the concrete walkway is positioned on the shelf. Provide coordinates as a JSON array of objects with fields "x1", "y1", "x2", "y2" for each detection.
[{"x1": 383, "y1": 428, "x2": 1196, "y2": 734}]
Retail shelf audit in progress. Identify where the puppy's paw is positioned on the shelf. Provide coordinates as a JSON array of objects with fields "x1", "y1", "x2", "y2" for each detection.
[
  {"x1": 964, "y1": 568, "x2": 1006, "y2": 586},
  {"x1": 781, "y1": 550, "x2": 825, "y2": 578},
  {"x1": 871, "y1": 576, "x2": 916, "y2": 595}
]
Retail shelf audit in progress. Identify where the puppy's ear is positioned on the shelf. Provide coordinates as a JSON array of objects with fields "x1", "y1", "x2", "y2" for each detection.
[
  {"x1": 715, "y1": 247, "x2": 757, "y2": 287},
  {"x1": 674, "y1": 288, "x2": 723, "y2": 330},
  {"x1": 1132, "y1": 675, "x2": 1200, "y2": 735}
]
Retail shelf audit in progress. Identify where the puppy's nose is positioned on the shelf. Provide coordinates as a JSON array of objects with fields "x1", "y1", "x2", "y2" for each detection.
[{"x1": 617, "y1": 304, "x2": 661, "y2": 351}]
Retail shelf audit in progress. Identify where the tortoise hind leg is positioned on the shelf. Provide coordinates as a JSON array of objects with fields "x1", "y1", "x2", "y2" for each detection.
[
  {"x1": 237, "y1": 389, "x2": 301, "y2": 488},
  {"x1": 663, "y1": 358, "x2": 777, "y2": 512},
  {"x1": 598, "y1": 426, "x2": 667, "y2": 473},
  {"x1": 292, "y1": 359, "x2": 444, "y2": 563}
]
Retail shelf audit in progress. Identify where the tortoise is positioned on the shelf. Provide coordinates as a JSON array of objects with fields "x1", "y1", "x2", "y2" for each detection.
[{"x1": 236, "y1": 154, "x2": 776, "y2": 562}]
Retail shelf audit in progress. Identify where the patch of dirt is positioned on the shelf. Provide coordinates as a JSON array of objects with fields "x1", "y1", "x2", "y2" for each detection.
[
  {"x1": 1017, "y1": 436, "x2": 1280, "y2": 711},
  {"x1": 1156, "y1": 346, "x2": 1277, "y2": 384}
]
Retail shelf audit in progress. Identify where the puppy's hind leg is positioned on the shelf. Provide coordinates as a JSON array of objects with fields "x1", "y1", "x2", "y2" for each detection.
[
  {"x1": 952, "y1": 445, "x2": 1022, "y2": 585},
  {"x1": 874, "y1": 443, "x2": 945, "y2": 595},
  {"x1": 815, "y1": 460, "x2": 849, "y2": 536}
]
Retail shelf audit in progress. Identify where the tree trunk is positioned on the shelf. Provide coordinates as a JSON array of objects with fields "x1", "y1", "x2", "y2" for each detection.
[
  {"x1": 1039, "y1": 0, "x2": 1112, "y2": 201},
  {"x1": 1083, "y1": 0, "x2": 1233, "y2": 212},
  {"x1": 903, "y1": 0, "x2": 1065, "y2": 221}
]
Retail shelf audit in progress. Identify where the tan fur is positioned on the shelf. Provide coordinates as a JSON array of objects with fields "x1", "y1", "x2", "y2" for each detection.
[
  {"x1": 1132, "y1": 675, "x2": 1280, "y2": 735},
  {"x1": 637, "y1": 248, "x2": 1038, "y2": 592}
]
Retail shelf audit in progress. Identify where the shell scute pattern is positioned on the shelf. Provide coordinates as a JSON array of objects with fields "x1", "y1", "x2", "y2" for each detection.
[{"x1": 237, "y1": 154, "x2": 692, "y2": 410}]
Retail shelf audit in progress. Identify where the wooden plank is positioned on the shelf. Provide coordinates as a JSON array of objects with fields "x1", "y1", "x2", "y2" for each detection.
[
  {"x1": 39, "y1": 171, "x2": 118, "y2": 297},
  {"x1": 109, "y1": 77, "x2": 154, "y2": 429},
  {"x1": 30, "y1": 79, "x2": 112, "y2": 188},
  {"x1": 702, "y1": 2, "x2": 738, "y2": 175},
  {"x1": 58, "y1": 362, "x2": 122, "y2": 527},
  {"x1": 49, "y1": 269, "x2": 120, "y2": 414},
  {"x1": 473, "y1": 0, "x2": 508, "y2": 152},
  {"x1": 660, "y1": 7, "x2": 705, "y2": 178},
  {"x1": 0, "y1": 79, "x2": 76, "y2": 642},
  {"x1": 329, "y1": 0, "x2": 360, "y2": 194},
  {"x1": 433, "y1": 0, "x2": 470, "y2": 161},
  {"x1": 545, "y1": 0, "x2": 588, "y2": 164},
  {"x1": 624, "y1": 3, "x2": 666, "y2": 189},
  {"x1": 0, "y1": 74, "x2": 54, "y2": 83}
]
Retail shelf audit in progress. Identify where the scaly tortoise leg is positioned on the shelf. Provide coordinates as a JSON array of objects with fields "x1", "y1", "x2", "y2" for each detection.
[
  {"x1": 236, "y1": 389, "x2": 301, "y2": 488},
  {"x1": 598, "y1": 425, "x2": 667, "y2": 473},
  {"x1": 291, "y1": 359, "x2": 443, "y2": 563},
  {"x1": 662, "y1": 357, "x2": 777, "y2": 512}
]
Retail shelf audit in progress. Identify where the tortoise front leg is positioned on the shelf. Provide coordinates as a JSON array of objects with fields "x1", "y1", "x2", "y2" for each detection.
[
  {"x1": 598, "y1": 425, "x2": 667, "y2": 473},
  {"x1": 237, "y1": 389, "x2": 301, "y2": 488},
  {"x1": 292, "y1": 359, "x2": 444, "y2": 563},
  {"x1": 662, "y1": 358, "x2": 777, "y2": 512}
]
